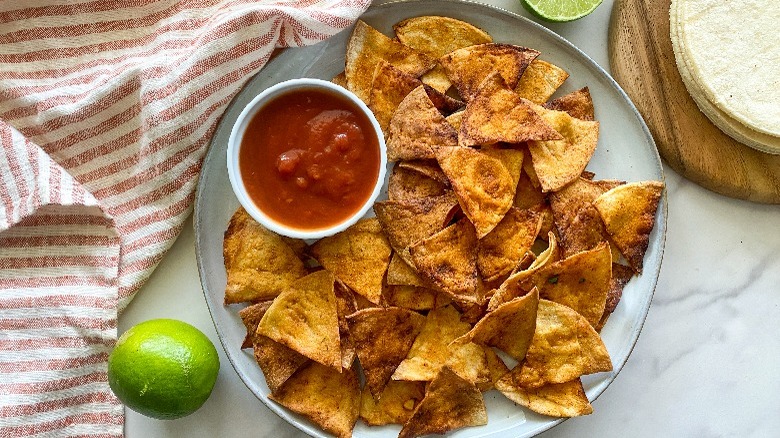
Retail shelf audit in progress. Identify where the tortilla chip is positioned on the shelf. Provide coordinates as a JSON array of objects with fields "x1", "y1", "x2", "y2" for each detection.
[
  {"x1": 373, "y1": 191, "x2": 459, "y2": 256},
  {"x1": 253, "y1": 334, "x2": 310, "y2": 395},
  {"x1": 424, "y1": 85, "x2": 464, "y2": 115},
  {"x1": 270, "y1": 362, "x2": 360, "y2": 438},
  {"x1": 360, "y1": 380, "x2": 426, "y2": 426},
  {"x1": 369, "y1": 61, "x2": 424, "y2": 133},
  {"x1": 409, "y1": 218, "x2": 480, "y2": 303},
  {"x1": 544, "y1": 87, "x2": 595, "y2": 121},
  {"x1": 347, "y1": 307, "x2": 426, "y2": 398},
  {"x1": 513, "y1": 299, "x2": 612, "y2": 389},
  {"x1": 394, "y1": 16, "x2": 493, "y2": 59},
  {"x1": 385, "y1": 285, "x2": 449, "y2": 311},
  {"x1": 421, "y1": 66, "x2": 452, "y2": 93},
  {"x1": 257, "y1": 271, "x2": 341, "y2": 369},
  {"x1": 435, "y1": 146, "x2": 518, "y2": 238},
  {"x1": 593, "y1": 181, "x2": 664, "y2": 273},
  {"x1": 311, "y1": 218, "x2": 392, "y2": 304},
  {"x1": 439, "y1": 43, "x2": 539, "y2": 101},
  {"x1": 478, "y1": 207, "x2": 543, "y2": 282},
  {"x1": 397, "y1": 159, "x2": 450, "y2": 185},
  {"x1": 240, "y1": 301, "x2": 309, "y2": 393},
  {"x1": 345, "y1": 20, "x2": 435, "y2": 103},
  {"x1": 527, "y1": 104, "x2": 600, "y2": 192},
  {"x1": 482, "y1": 347, "x2": 511, "y2": 392},
  {"x1": 514, "y1": 59, "x2": 569, "y2": 104},
  {"x1": 334, "y1": 280, "x2": 358, "y2": 369},
  {"x1": 398, "y1": 367, "x2": 487, "y2": 438},
  {"x1": 596, "y1": 263, "x2": 634, "y2": 331},
  {"x1": 223, "y1": 208, "x2": 307, "y2": 304},
  {"x1": 393, "y1": 304, "x2": 472, "y2": 381},
  {"x1": 354, "y1": 292, "x2": 380, "y2": 310},
  {"x1": 387, "y1": 164, "x2": 448, "y2": 201},
  {"x1": 457, "y1": 288, "x2": 539, "y2": 361},
  {"x1": 387, "y1": 85, "x2": 458, "y2": 161},
  {"x1": 550, "y1": 177, "x2": 624, "y2": 259},
  {"x1": 524, "y1": 242, "x2": 612, "y2": 327},
  {"x1": 445, "y1": 109, "x2": 464, "y2": 131},
  {"x1": 238, "y1": 301, "x2": 272, "y2": 349},
  {"x1": 387, "y1": 253, "x2": 426, "y2": 287},
  {"x1": 331, "y1": 71, "x2": 348, "y2": 88},
  {"x1": 458, "y1": 72, "x2": 562, "y2": 147},
  {"x1": 496, "y1": 377, "x2": 593, "y2": 417},
  {"x1": 279, "y1": 236, "x2": 309, "y2": 262}
]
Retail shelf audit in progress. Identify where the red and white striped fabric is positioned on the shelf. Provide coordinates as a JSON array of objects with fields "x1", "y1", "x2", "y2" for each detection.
[{"x1": 0, "y1": 0, "x2": 370, "y2": 435}]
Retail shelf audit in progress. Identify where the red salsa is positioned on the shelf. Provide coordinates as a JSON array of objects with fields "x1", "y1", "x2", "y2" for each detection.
[{"x1": 238, "y1": 87, "x2": 381, "y2": 231}]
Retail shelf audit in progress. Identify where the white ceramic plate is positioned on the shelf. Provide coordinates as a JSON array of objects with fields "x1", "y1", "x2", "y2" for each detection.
[{"x1": 194, "y1": 1, "x2": 667, "y2": 436}]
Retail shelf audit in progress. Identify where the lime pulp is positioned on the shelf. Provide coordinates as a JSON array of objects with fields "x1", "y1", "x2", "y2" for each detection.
[{"x1": 521, "y1": 0, "x2": 604, "y2": 22}]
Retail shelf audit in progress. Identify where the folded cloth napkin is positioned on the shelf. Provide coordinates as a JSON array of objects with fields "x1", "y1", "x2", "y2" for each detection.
[{"x1": 0, "y1": 0, "x2": 370, "y2": 435}]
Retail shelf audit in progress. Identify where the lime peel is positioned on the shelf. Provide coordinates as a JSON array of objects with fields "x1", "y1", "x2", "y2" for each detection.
[{"x1": 521, "y1": 0, "x2": 604, "y2": 22}]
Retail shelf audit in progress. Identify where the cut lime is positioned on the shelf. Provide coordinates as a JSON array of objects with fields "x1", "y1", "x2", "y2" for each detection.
[{"x1": 521, "y1": 0, "x2": 604, "y2": 22}]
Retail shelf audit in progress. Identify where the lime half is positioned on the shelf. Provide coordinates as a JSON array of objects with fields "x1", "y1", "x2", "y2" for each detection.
[{"x1": 521, "y1": 0, "x2": 604, "y2": 22}]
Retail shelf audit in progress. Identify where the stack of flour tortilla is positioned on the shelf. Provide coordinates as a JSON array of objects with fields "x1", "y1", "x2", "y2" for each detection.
[{"x1": 670, "y1": 0, "x2": 780, "y2": 154}]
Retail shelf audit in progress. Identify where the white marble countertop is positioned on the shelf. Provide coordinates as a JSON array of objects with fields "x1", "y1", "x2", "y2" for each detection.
[{"x1": 121, "y1": 0, "x2": 780, "y2": 436}]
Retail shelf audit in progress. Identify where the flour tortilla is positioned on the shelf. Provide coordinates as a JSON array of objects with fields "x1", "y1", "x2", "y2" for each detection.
[
  {"x1": 671, "y1": 0, "x2": 780, "y2": 148},
  {"x1": 670, "y1": 0, "x2": 780, "y2": 153}
]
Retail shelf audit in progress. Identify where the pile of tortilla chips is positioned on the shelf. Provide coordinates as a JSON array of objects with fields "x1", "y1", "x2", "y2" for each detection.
[{"x1": 224, "y1": 15, "x2": 664, "y2": 438}]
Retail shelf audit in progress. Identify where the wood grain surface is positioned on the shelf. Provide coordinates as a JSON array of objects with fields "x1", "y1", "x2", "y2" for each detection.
[{"x1": 608, "y1": 0, "x2": 780, "y2": 203}]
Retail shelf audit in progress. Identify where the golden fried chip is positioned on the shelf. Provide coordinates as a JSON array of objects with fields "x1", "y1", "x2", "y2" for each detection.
[
  {"x1": 385, "y1": 285, "x2": 448, "y2": 311},
  {"x1": 345, "y1": 20, "x2": 435, "y2": 103},
  {"x1": 387, "y1": 85, "x2": 459, "y2": 161},
  {"x1": 596, "y1": 263, "x2": 634, "y2": 331},
  {"x1": 369, "y1": 61, "x2": 424, "y2": 132},
  {"x1": 458, "y1": 73, "x2": 562, "y2": 147},
  {"x1": 514, "y1": 59, "x2": 569, "y2": 104},
  {"x1": 331, "y1": 71, "x2": 348, "y2": 88},
  {"x1": 397, "y1": 159, "x2": 450, "y2": 185},
  {"x1": 387, "y1": 253, "x2": 426, "y2": 287},
  {"x1": 241, "y1": 301, "x2": 309, "y2": 393},
  {"x1": 394, "y1": 16, "x2": 493, "y2": 58},
  {"x1": 435, "y1": 146, "x2": 518, "y2": 238},
  {"x1": 311, "y1": 218, "x2": 392, "y2": 304},
  {"x1": 550, "y1": 177, "x2": 624, "y2": 259},
  {"x1": 360, "y1": 380, "x2": 426, "y2": 426},
  {"x1": 238, "y1": 301, "x2": 272, "y2": 349},
  {"x1": 334, "y1": 280, "x2": 358, "y2": 369},
  {"x1": 394, "y1": 305, "x2": 487, "y2": 385},
  {"x1": 253, "y1": 334, "x2": 309, "y2": 395},
  {"x1": 373, "y1": 191, "x2": 459, "y2": 257},
  {"x1": 347, "y1": 307, "x2": 426, "y2": 398},
  {"x1": 398, "y1": 367, "x2": 487, "y2": 438},
  {"x1": 421, "y1": 66, "x2": 452, "y2": 93},
  {"x1": 279, "y1": 236, "x2": 309, "y2": 262},
  {"x1": 439, "y1": 43, "x2": 539, "y2": 101},
  {"x1": 513, "y1": 299, "x2": 612, "y2": 389},
  {"x1": 478, "y1": 207, "x2": 543, "y2": 282},
  {"x1": 409, "y1": 218, "x2": 480, "y2": 303},
  {"x1": 482, "y1": 346, "x2": 511, "y2": 392},
  {"x1": 257, "y1": 271, "x2": 341, "y2": 369},
  {"x1": 593, "y1": 181, "x2": 664, "y2": 273},
  {"x1": 544, "y1": 87, "x2": 595, "y2": 121},
  {"x1": 496, "y1": 377, "x2": 593, "y2": 417},
  {"x1": 387, "y1": 165, "x2": 448, "y2": 201},
  {"x1": 270, "y1": 362, "x2": 360, "y2": 438},
  {"x1": 487, "y1": 232, "x2": 559, "y2": 311},
  {"x1": 524, "y1": 242, "x2": 611, "y2": 327},
  {"x1": 223, "y1": 208, "x2": 307, "y2": 304},
  {"x1": 457, "y1": 288, "x2": 539, "y2": 361},
  {"x1": 445, "y1": 109, "x2": 464, "y2": 131},
  {"x1": 424, "y1": 86, "x2": 464, "y2": 115},
  {"x1": 527, "y1": 104, "x2": 600, "y2": 192}
]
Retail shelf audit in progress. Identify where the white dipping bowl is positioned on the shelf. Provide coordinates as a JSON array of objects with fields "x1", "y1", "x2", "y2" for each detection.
[{"x1": 226, "y1": 78, "x2": 386, "y2": 240}]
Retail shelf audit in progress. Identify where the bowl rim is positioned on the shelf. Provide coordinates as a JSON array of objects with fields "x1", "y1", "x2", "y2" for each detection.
[{"x1": 225, "y1": 78, "x2": 387, "y2": 240}]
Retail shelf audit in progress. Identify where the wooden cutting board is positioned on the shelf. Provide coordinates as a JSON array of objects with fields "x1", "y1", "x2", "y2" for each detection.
[{"x1": 608, "y1": 0, "x2": 780, "y2": 203}]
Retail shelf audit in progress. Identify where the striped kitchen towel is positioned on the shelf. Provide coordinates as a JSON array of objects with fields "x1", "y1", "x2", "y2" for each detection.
[{"x1": 0, "y1": 0, "x2": 370, "y2": 436}]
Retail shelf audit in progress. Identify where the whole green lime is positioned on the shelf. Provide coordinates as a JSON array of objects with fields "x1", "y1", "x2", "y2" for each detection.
[
  {"x1": 521, "y1": 0, "x2": 604, "y2": 22},
  {"x1": 108, "y1": 319, "x2": 220, "y2": 420}
]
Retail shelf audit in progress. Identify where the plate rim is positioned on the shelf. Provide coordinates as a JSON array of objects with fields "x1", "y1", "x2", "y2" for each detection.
[{"x1": 193, "y1": 1, "x2": 668, "y2": 436}]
